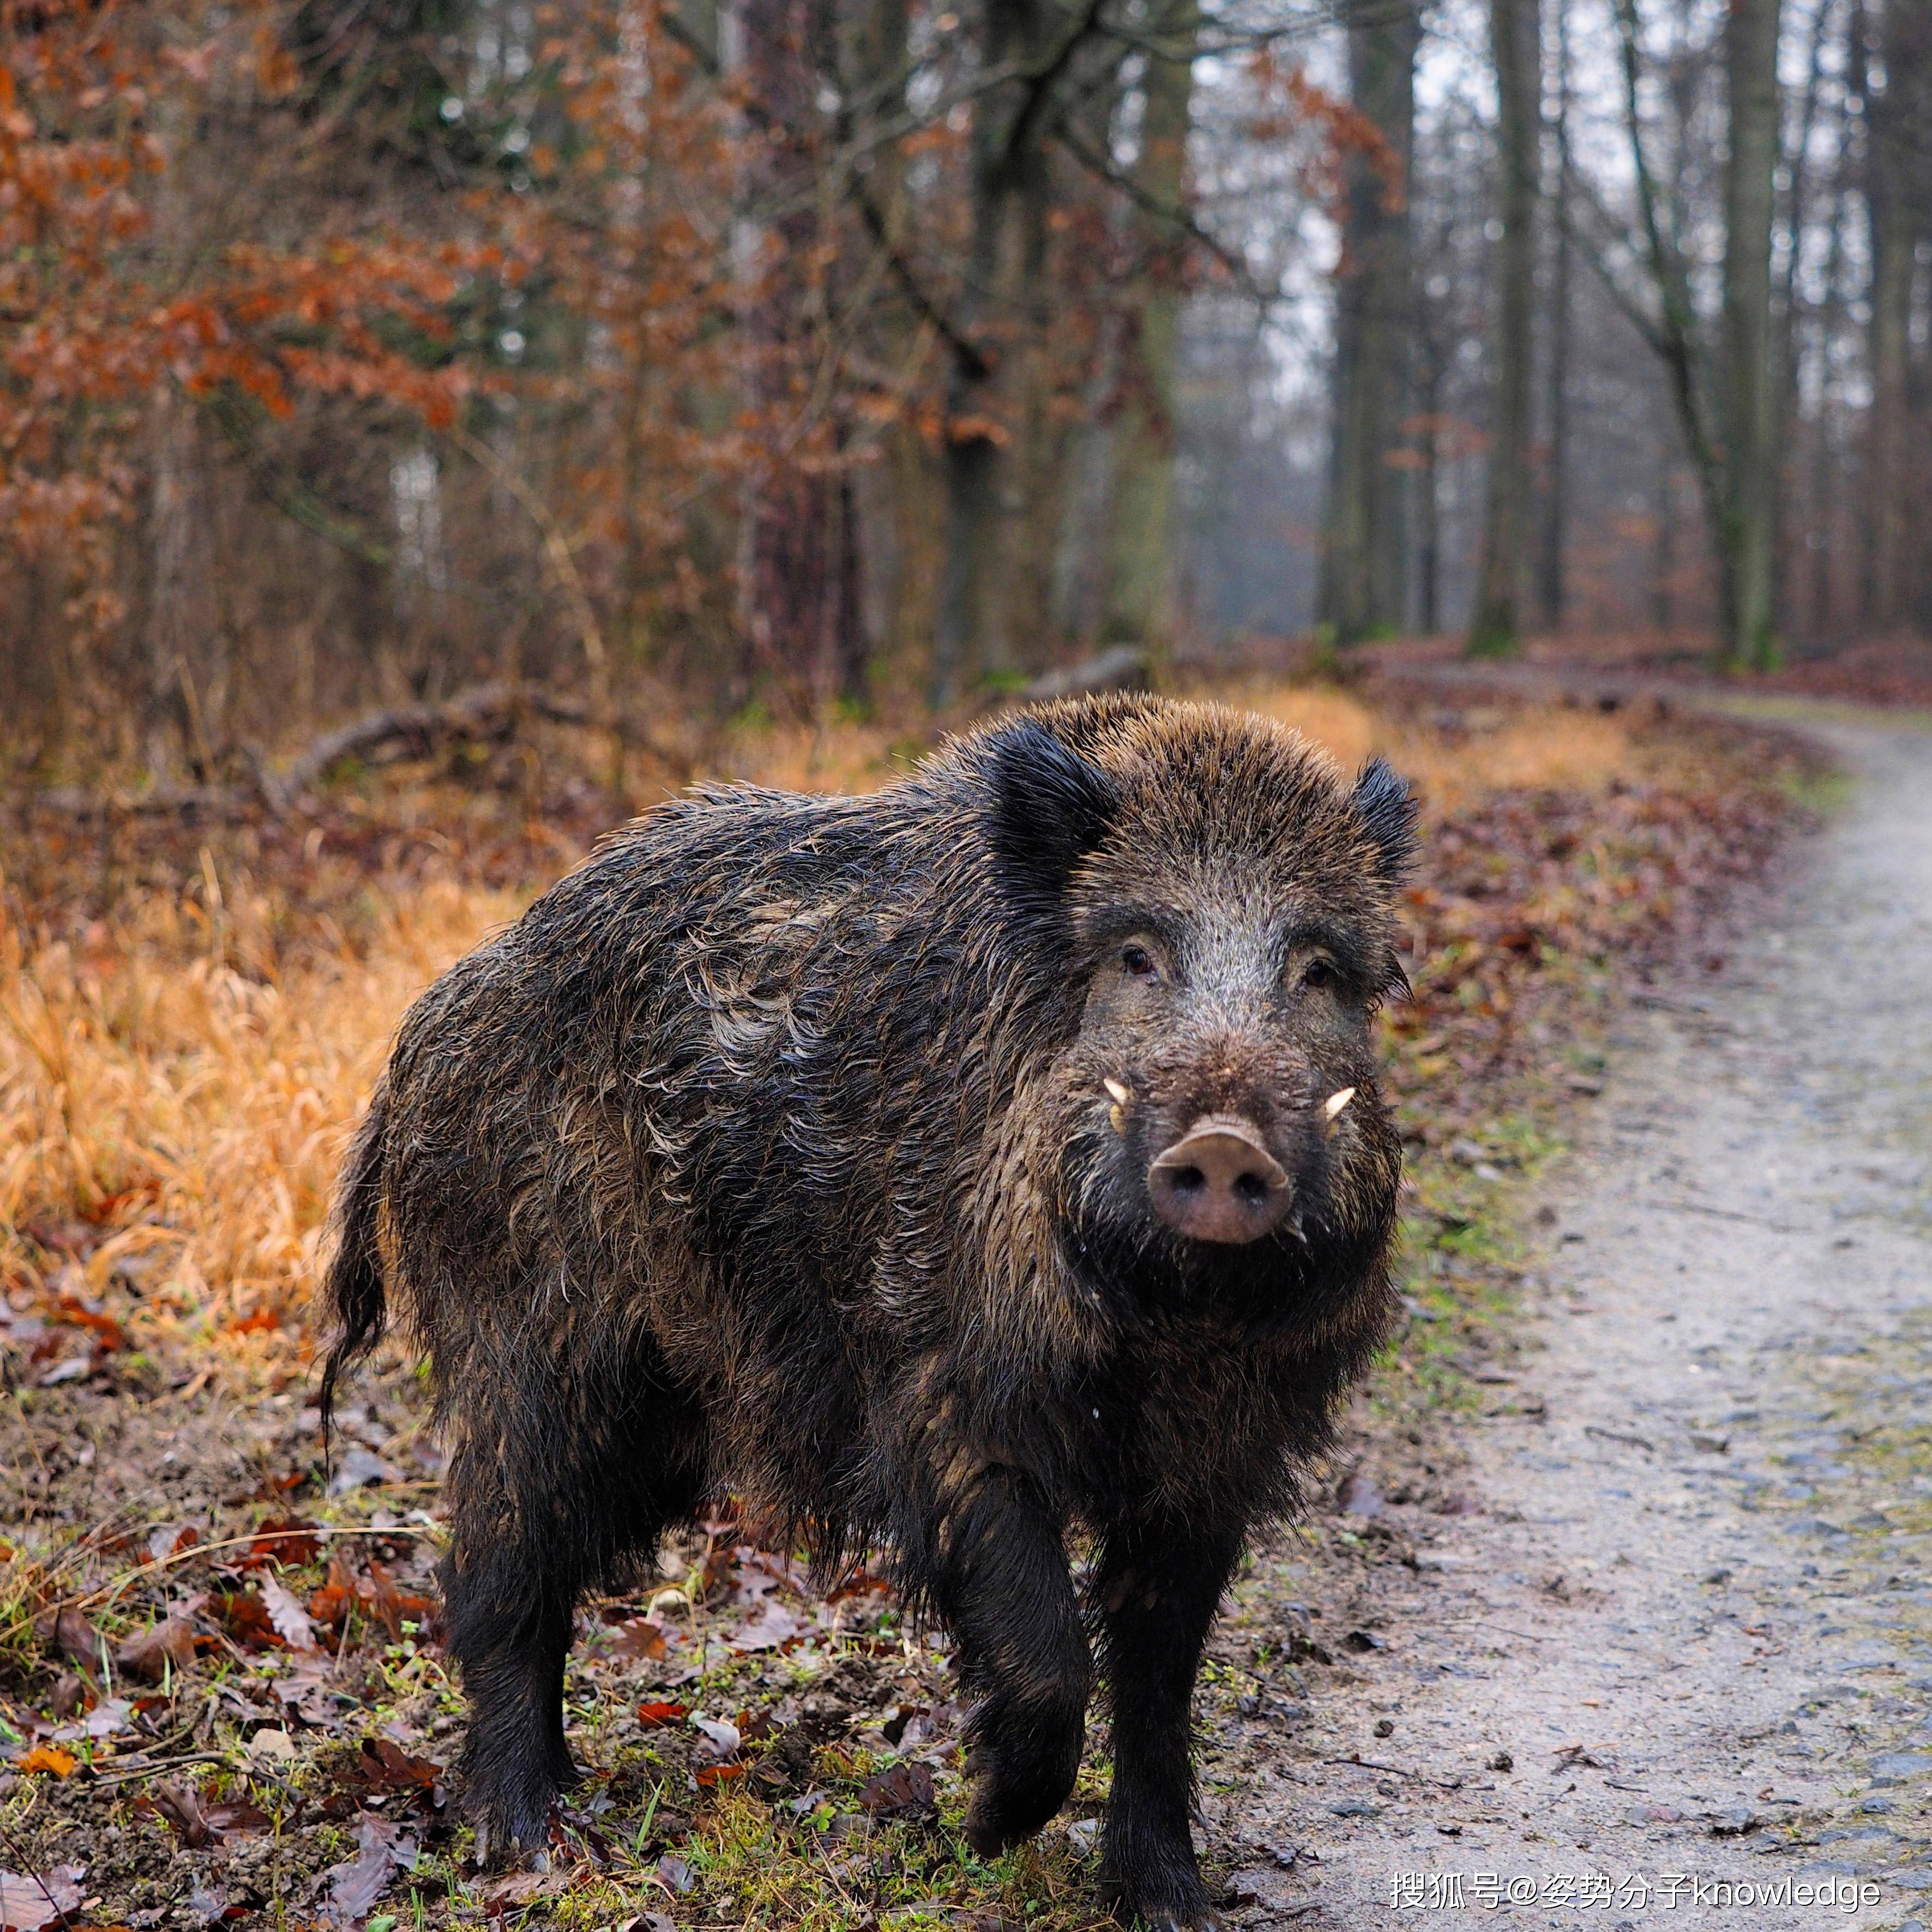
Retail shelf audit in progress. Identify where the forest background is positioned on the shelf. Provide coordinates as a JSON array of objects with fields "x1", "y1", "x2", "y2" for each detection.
[{"x1": 4, "y1": 0, "x2": 1931, "y2": 778}]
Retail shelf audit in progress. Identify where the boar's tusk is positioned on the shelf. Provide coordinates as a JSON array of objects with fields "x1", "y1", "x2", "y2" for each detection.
[
  {"x1": 1103, "y1": 1078, "x2": 1132, "y2": 1106},
  {"x1": 1108, "y1": 1104, "x2": 1127, "y2": 1137},
  {"x1": 1322, "y1": 1086, "x2": 1357, "y2": 1122}
]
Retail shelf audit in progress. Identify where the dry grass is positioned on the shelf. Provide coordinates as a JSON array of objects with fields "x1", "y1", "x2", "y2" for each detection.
[
  {"x1": 1223, "y1": 680, "x2": 1642, "y2": 816},
  {"x1": 0, "y1": 682, "x2": 1654, "y2": 1375},
  {"x1": 0, "y1": 878, "x2": 521, "y2": 1368}
]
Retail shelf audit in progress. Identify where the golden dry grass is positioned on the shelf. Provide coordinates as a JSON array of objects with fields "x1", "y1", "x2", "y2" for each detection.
[
  {"x1": 0, "y1": 683, "x2": 1650, "y2": 1375},
  {"x1": 1, "y1": 877, "x2": 521, "y2": 1368},
  {"x1": 1224, "y1": 681, "x2": 1641, "y2": 817}
]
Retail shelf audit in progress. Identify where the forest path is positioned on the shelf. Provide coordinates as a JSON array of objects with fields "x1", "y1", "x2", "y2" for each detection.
[{"x1": 1207, "y1": 714, "x2": 1932, "y2": 1928}]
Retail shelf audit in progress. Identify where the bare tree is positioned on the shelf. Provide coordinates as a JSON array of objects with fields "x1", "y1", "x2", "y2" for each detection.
[
  {"x1": 1862, "y1": 0, "x2": 1932, "y2": 630},
  {"x1": 1539, "y1": 0, "x2": 1575, "y2": 630},
  {"x1": 738, "y1": 0, "x2": 862, "y2": 707},
  {"x1": 1720, "y1": 0, "x2": 1783, "y2": 669},
  {"x1": 1100, "y1": 0, "x2": 1200, "y2": 654},
  {"x1": 1467, "y1": 0, "x2": 1539, "y2": 654},
  {"x1": 1319, "y1": 0, "x2": 1421, "y2": 645},
  {"x1": 931, "y1": 0, "x2": 1057, "y2": 702}
]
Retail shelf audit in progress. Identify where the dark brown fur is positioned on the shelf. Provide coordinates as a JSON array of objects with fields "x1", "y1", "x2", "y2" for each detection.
[{"x1": 321, "y1": 695, "x2": 1415, "y2": 1929}]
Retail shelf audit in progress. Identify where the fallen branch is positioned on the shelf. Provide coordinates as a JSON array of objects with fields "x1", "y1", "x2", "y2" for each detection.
[{"x1": 25, "y1": 682, "x2": 596, "y2": 822}]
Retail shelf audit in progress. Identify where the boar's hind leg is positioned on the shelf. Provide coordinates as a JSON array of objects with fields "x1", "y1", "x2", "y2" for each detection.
[
  {"x1": 443, "y1": 1353, "x2": 707, "y2": 1862},
  {"x1": 1092, "y1": 1521, "x2": 1244, "y2": 1931},
  {"x1": 933, "y1": 1468, "x2": 1091, "y2": 1856}
]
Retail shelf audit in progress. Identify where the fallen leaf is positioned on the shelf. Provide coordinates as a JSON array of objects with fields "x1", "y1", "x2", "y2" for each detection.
[
  {"x1": 695, "y1": 1764, "x2": 746, "y2": 1788},
  {"x1": 15, "y1": 1746, "x2": 76, "y2": 1778},
  {"x1": 207, "y1": 1791, "x2": 273, "y2": 1837},
  {"x1": 48, "y1": 1674, "x2": 89, "y2": 1719},
  {"x1": 34, "y1": 1606, "x2": 104, "y2": 1676},
  {"x1": 482, "y1": 1870, "x2": 569, "y2": 1913},
  {"x1": 309, "y1": 1556, "x2": 358, "y2": 1629},
  {"x1": 727, "y1": 1600, "x2": 804, "y2": 1651},
  {"x1": 859, "y1": 1761, "x2": 937, "y2": 1821},
  {"x1": 606, "y1": 1617, "x2": 670, "y2": 1660},
  {"x1": 75, "y1": 1695, "x2": 135, "y2": 1739},
  {"x1": 363, "y1": 1562, "x2": 432, "y2": 1639},
  {"x1": 246, "y1": 1516, "x2": 322, "y2": 1566},
  {"x1": 690, "y1": 1713, "x2": 739, "y2": 1755},
  {"x1": 118, "y1": 1609, "x2": 200, "y2": 1683},
  {"x1": 0, "y1": 1865, "x2": 83, "y2": 1931},
  {"x1": 210, "y1": 1591, "x2": 280, "y2": 1650},
  {"x1": 348, "y1": 1736, "x2": 442, "y2": 1793},
  {"x1": 258, "y1": 1575, "x2": 318, "y2": 1651},
  {"x1": 323, "y1": 1811, "x2": 416, "y2": 1927},
  {"x1": 635, "y1": 1700, "x2": 688, "y2": 1729},
  {"x1": 142, "y1": 1782, "x2": 215, "y2": 1849}
]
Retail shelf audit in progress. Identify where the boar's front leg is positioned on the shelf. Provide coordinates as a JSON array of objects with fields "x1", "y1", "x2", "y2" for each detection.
[
  {"x1": 1092, "y1": 1519, "x2": 1244, "y2": 1931},
  {"x1": 931, "y1": 1466, "x2": 1091, "y2": 1855}
]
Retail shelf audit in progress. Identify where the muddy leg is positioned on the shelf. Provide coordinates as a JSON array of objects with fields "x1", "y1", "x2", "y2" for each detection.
[
  {"x1": 1093, "y1": 1521, "x2": 1243, "y2": 1931},
  {"x1": 932, "y1": 1468, "x2": 1091, "y2": 1855},
  {"x1": 442, "y1": 1542, "x2": 579, "y2": 1859},
  {"x1": 442, "y1": 1349, "x2": 707, "y2": 1861}
]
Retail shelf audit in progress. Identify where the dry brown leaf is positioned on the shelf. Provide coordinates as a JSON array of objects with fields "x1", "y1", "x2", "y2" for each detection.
[
  {"x1": 258, "y1": 1574, "x2": 319, "y2": 1651},
  {"x1": 0, "y1": 1864, "x2": 83, "y2": 1932},
  {"x1": 118, "y1": 1606, "x2": 200, "y2": 1683}
]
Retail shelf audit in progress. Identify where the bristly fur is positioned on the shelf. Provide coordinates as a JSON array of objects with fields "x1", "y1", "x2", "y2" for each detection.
[{"x1": 319, "y1": 694, "x2": 1415, "y2": 1922}]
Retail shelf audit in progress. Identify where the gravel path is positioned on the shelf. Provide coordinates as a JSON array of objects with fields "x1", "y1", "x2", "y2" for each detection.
[{"x1": 1207, "y1": 717, "x2": 1932, "y2": 1929}]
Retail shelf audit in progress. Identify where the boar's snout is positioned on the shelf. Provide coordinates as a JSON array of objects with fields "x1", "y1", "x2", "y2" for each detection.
[{"x1": 1146, "y1": 1115, "x2": 1292, "y2": 1245}]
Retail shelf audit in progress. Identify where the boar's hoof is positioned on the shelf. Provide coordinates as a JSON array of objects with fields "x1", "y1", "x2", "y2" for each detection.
[
  {"x1": 466, "y1": 1779, "x2": 566, "y2": 1868},
  {"x1": 1101, "y1": 1883, "x2": 1224, "y2": 1931},
  {"x1": 1099, "y1": 1850, "x2": 1223, "y2": 1930},
  {"x1": 1147, "y1": 1116, "x2": 1291, "y2": 1245},
  {"x1": 962, "y1": 1767, "x2": 1077, "y2": 1857},
  {"x1": 961, "y1": 1711, "x2": 1083, "y2": 1854}
]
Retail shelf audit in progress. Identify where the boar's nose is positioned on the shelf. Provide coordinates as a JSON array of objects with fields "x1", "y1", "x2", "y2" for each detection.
[{"x1": 1146, "y1": 1115, "x2": 1292, "y2": 1245}]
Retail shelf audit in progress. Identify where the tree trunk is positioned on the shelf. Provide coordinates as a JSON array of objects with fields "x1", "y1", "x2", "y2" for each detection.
[
  {"x1": 1467, "y1": 0, "x2": 1538, "y2": 656},
  {"x1": 1538, "y1": 0, "x2": 1574, "y2": 631},
  {"x1": 931, "y1": 0, "x2": 1053, "y2": 703},
  {"x1": 1772, "y1": 0, "x2": 1835, "y2": 642},
  {"x1": 1719, "y1": 0, "x2": 1783, "y2": 670},
  {"x1": 839, "y1": 0, "x2": 913, "y2": 699},
  {"x1": 1863, "y1": 0, "x2": 1931, "y2": 633},
  {"x1": 1319, "y1": 0, "x2": 1419, "y2": 644},
  {"x1": 1100, "y1": 0, "x2": 1199, "y2": 655},
  {"x1": 738, "y1": 0, "x2": 859, "y2": 709},
  {"x1": 145, "y1": 388, "x2": 219, "y2": 778},
  {"x1": 1416, "y1": 348, "x2": 1443, "y2": 635}
]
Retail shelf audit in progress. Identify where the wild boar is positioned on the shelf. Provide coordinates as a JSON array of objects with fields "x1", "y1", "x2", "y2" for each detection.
[{"x1": 322, "y1": 694, "x2": 1415, "y2": 1928}]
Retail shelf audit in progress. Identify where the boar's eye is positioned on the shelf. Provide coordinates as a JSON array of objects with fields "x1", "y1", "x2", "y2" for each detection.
[
  {"x1": 1300, "y1": 956, "x2": 1339, "y2": 991},
  {"x1": 1121, "y1": 943, "x2": 1159, "y2": 980}
]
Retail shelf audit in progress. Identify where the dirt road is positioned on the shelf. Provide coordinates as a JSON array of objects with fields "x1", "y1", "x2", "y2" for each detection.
[{"x1": 1199, "y1": 717, "x2": 1932, "y2": 1928}]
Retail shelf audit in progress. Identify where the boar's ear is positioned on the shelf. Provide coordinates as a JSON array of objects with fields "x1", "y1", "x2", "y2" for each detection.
[
  {"x1": 982, "y1": 715, "x2": 1122, "y2": 920},
  {"x1": 1350, "y1": 756, "x2": 1418, "y2": 885}
]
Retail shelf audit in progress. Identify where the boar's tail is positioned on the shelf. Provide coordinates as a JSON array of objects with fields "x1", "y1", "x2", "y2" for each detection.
[{"x1": 318, "y1": 1079, "x2": 390, "y2": 1446}]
